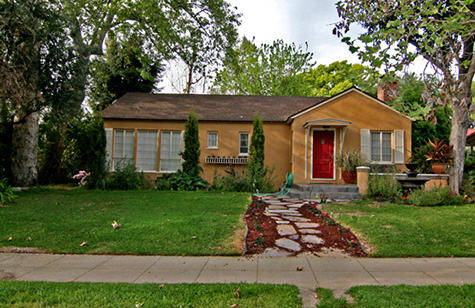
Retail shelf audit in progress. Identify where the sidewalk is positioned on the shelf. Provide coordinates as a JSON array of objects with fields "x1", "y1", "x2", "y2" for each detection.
[{"x1": 2, "y1": 253, "x2": 475, "y2": 299}]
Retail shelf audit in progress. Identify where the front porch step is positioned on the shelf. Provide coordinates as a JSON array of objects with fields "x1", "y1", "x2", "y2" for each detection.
[{"x1": 289, "y1": 184, "x2": 363, "y2": 201}]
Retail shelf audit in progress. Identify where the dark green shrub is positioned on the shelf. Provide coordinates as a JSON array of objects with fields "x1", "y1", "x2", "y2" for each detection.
[
  {"x1": 166, "y1": 169, "x2": 209, "y2": 191},
  {"x1": 408, "y1": 186, "x2": 464, "y2": 206},
  {"x1": 211, "y1": 166, "x2": 276, "y2": 193},
  {"x1": 246, "y1": 163, "x2": 276, "y2": 193},
  {"x1": 104, "y1": 163, "x2": 150, "y2": 190},
  {"x1": 0, "y1": 124, "x2": 12, "y2": 180},
  {"x1": 410, "y1": 142, "x2": 434, "y2": 173},
  {"x1": 0, "y1": 178, "x2": 15, "y2": 204},
  {"x1": 65, "y1": 115, "x2": 108, "y2": 189},
  {"x1": 366, "y1": 173, "x2": 401, "y2": 200},
  {"x1": 463, "y1": 153, "x2": 475, "y2": 195},
  {"x1": 212, "y1": 169, "x2": 249, "y2": 192},
  {"x1": 465, "y1": 152, "x2": 475, "y2": 174},
  {"x1": 155, "y1": 174, "x2": 173, "y2": 191}
]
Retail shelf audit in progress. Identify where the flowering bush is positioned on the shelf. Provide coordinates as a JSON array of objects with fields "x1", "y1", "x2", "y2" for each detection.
[
  {"x1": 408, "y1": 187, "x2": 465, "y2": 206},
  {"x1": 72, "y1": 171, "x2": 90, "y2": 186},
  {"x1": 320, "y1": 211, "x2": 336, "y2": 226},
  {"x1": 253, "y1": 233, "x2": 263, "y2": 245}
]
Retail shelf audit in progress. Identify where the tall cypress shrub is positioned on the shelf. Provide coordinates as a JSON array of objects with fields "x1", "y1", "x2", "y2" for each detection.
[
  {"x1": 181, "y1": 107, "x2": 202, "y2": 176},
  {"x1": 247, "y1": 111, "x2": 267, "y2": 191},
  {"x1": 250, "y1": 111, "x2": 265, "y2": 166}
]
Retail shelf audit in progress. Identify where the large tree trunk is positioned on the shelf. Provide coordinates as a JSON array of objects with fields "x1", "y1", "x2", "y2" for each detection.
[
  {"x1": 449, "y1": 88, "x2": 472, "y2": 195},
  {"x1": 11, "y1": 112, "x2": 39, "y2": 187}
]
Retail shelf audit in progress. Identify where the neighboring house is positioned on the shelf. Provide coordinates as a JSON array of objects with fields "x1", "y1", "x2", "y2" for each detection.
[
  {"x1": 467, "y1": 128, "x2": 475, "y2": 154},
  {"x1": 102, "y1": 87, "x2": 412, "y2": 185}
]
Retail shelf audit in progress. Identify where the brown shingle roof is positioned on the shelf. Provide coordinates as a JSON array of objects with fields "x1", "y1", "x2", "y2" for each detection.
[{"x1": 102, "y1": 93, "x2": 328, "y2": 122}]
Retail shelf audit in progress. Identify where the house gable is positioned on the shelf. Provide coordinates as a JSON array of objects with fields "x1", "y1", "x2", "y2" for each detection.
[{"x1": 288, "y1": 87, "x2": 413, "y2": 123}]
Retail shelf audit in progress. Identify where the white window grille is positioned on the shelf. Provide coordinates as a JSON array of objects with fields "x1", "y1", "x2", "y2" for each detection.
[
  {"x1": 371, "y1": 132, "x2": 392, "y2": 162},
  {"x1": 207, "y1": 132, "x2": 218, "y2": 149},
  {"x1": 137, "y1": 130, "x2": 158, "y2": 171},
  {"x1": 239, "y1": 133, "x2": 250, "y2": 155},
  {"x1": 160, "y1": 131, "x2": 183, "y2": 172},
  {"x1": 113, "y1": 130, "x2": 134, "y2": 170}
]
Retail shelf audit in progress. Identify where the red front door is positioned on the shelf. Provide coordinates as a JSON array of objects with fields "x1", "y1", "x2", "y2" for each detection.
[{"x1": 312, "y1": 130, "x2": 334, "y2": 179}]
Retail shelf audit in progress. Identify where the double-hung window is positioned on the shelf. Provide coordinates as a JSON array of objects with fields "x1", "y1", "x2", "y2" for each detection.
[
  {"x1": 137, "y1": 130, "x2": 158, "y2": 171},
  {"x1": 207, "y1": 132, "x2": 218, "y2": 149},
  {"x1": 361, "y1": 129, "x2": 404, "y2": 164},
  {"x1": 160, "y1": 131, "x2": 183, "y2": 172},
  {"x1": 113, "y1": 129, "x2": 134, "y2": 170},
  {"x1": 239, "y1": 132, "x2": 250, "y2": 155},
  {"x1": 371, "y1": 132, "x2": 392, "y2": 162}
]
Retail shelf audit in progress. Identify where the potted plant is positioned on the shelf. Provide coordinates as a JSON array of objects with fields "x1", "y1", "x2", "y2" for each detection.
[
  {"x1": 426, "y1": 139, "x2": 454, "y2": 174},
  {"x1": 334, "y1": 148, "x2": 369, "y2": 183}
]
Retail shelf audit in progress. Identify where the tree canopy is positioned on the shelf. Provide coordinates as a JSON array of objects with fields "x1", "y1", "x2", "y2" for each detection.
[
  {"x1": 299, "y1": 60, "x2": 377, "y2": 97},
  {"x1": 0, "y1": 0, "x2": 83, "y2": 124},
  {"x1": 390, "y1": 73, "x2": 452, "y2": 149},
  {"x1": 211, "y1": 37, "x2": 314, "y2": 96},
  {"x1": 88, "y1": 33, "x2": 164, "y2": 113},
  {"x1": 334, "y1": 0, "x2": 475, "y2": 194},
  {"x1": 1, "y1": 0, "x2": 241, "y2": 186}
]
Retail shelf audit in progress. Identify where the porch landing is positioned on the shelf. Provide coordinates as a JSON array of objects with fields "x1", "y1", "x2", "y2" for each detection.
[{"x1": 290, "y1": 183, "x2": 363, "y2": 201}]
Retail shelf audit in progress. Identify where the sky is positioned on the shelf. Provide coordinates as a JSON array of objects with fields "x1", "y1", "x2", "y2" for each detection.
[
  {"x1": 162, "y1": 0, "x2": 427, "y2": 93},
  {"x1": 227, "y1": 0, "x2": 361, "y2": 67}
]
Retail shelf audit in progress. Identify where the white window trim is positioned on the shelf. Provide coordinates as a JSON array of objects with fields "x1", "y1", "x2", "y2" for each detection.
[
  {"x1": 239, "y1": 132, "x2": 250, "y2": 156},
  {"x1": 371, "y1": 131, "x2": 393, "y2": 164},
  {"x1": 207, "y1": 132, "x2": 218, "y2": 149}
]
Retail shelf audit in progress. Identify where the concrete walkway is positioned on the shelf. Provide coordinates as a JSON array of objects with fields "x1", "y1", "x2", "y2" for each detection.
[{"x1": 2, "y1": 253, "x2": 475, "y2": 303}]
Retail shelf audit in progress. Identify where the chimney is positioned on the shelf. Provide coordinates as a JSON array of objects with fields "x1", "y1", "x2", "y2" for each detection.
[{"x1": 377, "y1": 80, "x2": 399, "y2": 102}]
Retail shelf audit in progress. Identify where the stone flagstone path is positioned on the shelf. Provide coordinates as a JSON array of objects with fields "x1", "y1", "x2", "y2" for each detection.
[{"x1": 256, "y1": 196, "x2": 353, "y2": 257}]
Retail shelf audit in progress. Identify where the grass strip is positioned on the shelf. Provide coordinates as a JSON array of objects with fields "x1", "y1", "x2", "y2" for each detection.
[
  {"x1": 0, "y1": 281, "x2": 302, "y2": 308},
  {"x1": 1, "y1": 188, "x2": 250, "y2": 256},
  {"x1": 316, "y1": 284, "x2": 475, "y2": 308},
  {"x1": 324, "y1": 201, "x2": 475, "y2": 257}
]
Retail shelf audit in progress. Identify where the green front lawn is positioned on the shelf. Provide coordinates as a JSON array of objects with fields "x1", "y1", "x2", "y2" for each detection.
[
  {"x1": 3, "y1": 188, "x2": 475, "y2": 258},
  {"x1": 327, "y1": 201, "x2": 475, "y2": 257},
  {"x1": 0, "y1": 281, "x2": 302, "y2": 308},
  {"x1": 316, "y1": 285, "x2": 475, "y2": 308},
  {"x1": 1, "y1": 188, "x2": 250, "y2": 255}
]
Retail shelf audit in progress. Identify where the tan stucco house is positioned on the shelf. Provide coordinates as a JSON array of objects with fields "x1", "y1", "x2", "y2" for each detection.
[{"x1": 102, "y1": 87, "x2": 412, "y2": 185}]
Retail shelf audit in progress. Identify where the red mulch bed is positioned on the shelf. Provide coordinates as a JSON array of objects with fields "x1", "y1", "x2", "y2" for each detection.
[{"x1": 245, "y1": 199, "x2": 366, "y2": 257}]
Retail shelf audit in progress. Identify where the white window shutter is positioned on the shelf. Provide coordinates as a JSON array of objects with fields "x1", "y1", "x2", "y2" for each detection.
[
  {"x1": 360, "y1": 129, "x2": 371, "y2": 161},
  {"x1": 105, "y1": 128, "x2": 113, "y2": 171},
  {"x1": 394, "y1": 130, "x2": 405, "y2": 164}
]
